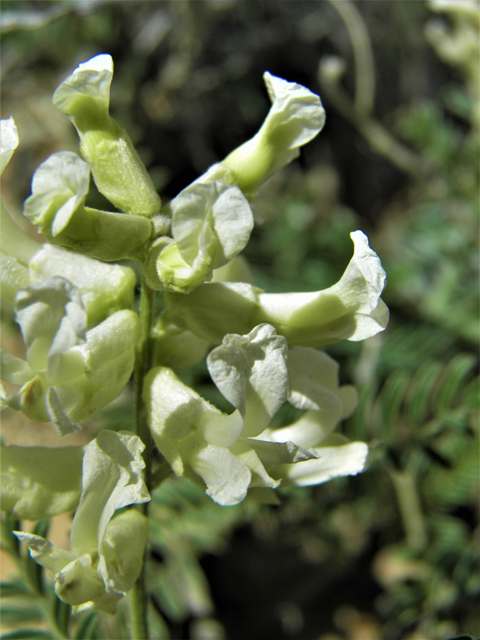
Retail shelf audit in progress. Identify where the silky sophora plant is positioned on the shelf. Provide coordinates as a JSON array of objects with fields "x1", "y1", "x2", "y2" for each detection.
[{"x1": 0, "y1": 54, "x2": 389, "y2": 637}]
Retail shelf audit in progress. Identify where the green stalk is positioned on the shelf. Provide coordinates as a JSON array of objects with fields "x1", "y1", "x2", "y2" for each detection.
[
  {"x1": 389, "y1": 467, "x2": 428, "y2": 551},
  {"x1": 130, "y1": 275, "x2": 156, "y2": 640}
]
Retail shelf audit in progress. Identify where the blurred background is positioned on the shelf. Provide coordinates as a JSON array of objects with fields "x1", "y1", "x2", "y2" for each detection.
[{"x1": 1, "y1": 1, "x2": 479, "y2": 639}]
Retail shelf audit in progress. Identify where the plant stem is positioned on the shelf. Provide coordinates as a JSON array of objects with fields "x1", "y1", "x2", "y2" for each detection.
[
  {"x1": 134, "y1": 274, "x2": 156, "y2": 488},
  {"x1": 389, "y1": 468, "x2": 428, "y2": 551},
  {"x1": 130, "y1": 275, "x2": 156, "y2": 640}
]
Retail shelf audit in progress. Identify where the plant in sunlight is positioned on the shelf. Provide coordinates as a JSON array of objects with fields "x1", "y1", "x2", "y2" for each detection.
[{"x1": 0, "y1": 54, "x2": 388, "y2": 639}]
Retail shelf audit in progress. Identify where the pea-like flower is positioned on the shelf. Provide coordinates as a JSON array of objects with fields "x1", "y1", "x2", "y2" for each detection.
[
  {"x1": 222, "y1": 72, "x2": 326, "y2": 196},
  {"x1": 23, "y1": 151, "x2": 153, "y2": 262},
  {"x1": 163, "y1": 230, "x2": 389, "y2": 346},
  {"x1": 144, "y1": 323, "x2": 368, "y2": 506},
  {"x1": 1, "y1": 118, "x2": 137, "y2": 314},
  {"x1": 14, "y1": 430, "x2": 150, "y2": 613},
  {"x1": 53, "y1": 54, "x2": 161, "y2": 218},
  {"x1": 144, "y1": 72, "x2": 325, "y2": 293},
  {"x1": 258, "y1": 347, "x2": 368, "y2": 488},
  {"x1": 144, "y1": 173, "x2": 254, "y2": 293},
  {"x1": 1, "y1": 278, "x2": 140, "y2": 434},
  {"x1": 144, "y1": 324, "x2": 317, "y2": 505}
]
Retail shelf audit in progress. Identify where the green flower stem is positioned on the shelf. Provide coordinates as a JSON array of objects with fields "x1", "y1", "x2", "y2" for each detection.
[
  {"x1": 325, "y1": 0, "x2": 375, "y2": 118},
  {"x1": 0, "y1": 518, "x2": 70, "y2": 640},
  {"x1": 389, "y1": 468, "x2": 428, "y2": 551},
  {"x1": 130, "y1": 275, "x2": 156, "y2": 640}
]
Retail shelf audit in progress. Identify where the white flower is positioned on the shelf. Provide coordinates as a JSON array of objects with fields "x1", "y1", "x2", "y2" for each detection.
[
  {"x1": 260, "y1": 347, "x2": 368, "y2": 487},
  {"x1": 145, "y1": 325, "x2": 315, "y2": 505},
  {"x1": 1, "y1": 278, "x2": 140, "y2": 433},
  {"x1": 223, "y1": 72, "x2": 326, "y2": 194},
  {"x1": 23, "y1": 151, "x2": 152, "y2": 261},
  {"x1": 14, "y1": 430, "x2": 150, "y2": 613},
  {"x1": 163, "y1": 230, "x2": 389, "y2": 346},
  {"x1": 145, "y1": 174, "x2": 254, "y2": 293},
  {"x1": 53, "y1": 54, "x2": 161, "y2": 217},
  {"x1": 144, "y1": 323, "x2": 369, "y2": 506}
]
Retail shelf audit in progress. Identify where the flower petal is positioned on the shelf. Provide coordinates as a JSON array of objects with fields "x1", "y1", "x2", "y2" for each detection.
[
  {"x1": 178, "y1": 433, "x2": 252, "y2": 506},
  {"x1": 70, "y1": 430, "x2": 150, "y2": 553},
  {"x1": 245, "y1": 437, "x2": 318, "y2": 465},
  {"x1": 23, "y1": 151, "x2": 152, "y2": 261},
  {"x1": 0, "y1": 117, "x2": 19, "y2": 175},
  {"x1": 257, "y1": 231, "x2": 389, "y2": 345},
  {"x1": 29, "y1": 244, "x2": 136, "y2": 326},
  {"x1": 171, "y1": 177, "x2": 253, "y2": 271},
  {"x1": 223, "y1": 73, "x2": 325, "y2": 193},
  {"x1": 144, "y1": 366, "x2": 244, "y2": 468},
  {"x1": 53, "y1": 54, "x2": 161, "y2": 217},
  {"x1": 24, "y1": 152, "x2": 90, "y2": 237},
  {"x1": 1, "y1": 442, "x2": 84, "y2": 519},
  {"x1": 58, "y1": 309, "x2": 139, "y2": 422},
  {"x1": 152, "y1": 317, "x2": 210, "y2": 370},
  {"x1": 45, "y1": 387, "x2": 80, "y2": 435},
  {"x1": 230, "y1": 440, "x2": 281, "y2": 489},
  {"x1": 275, "y1": 441, "x2": 369, "y2": 487},
  {"x1": 53, "y1": 54, "x2": 113, "y2": 119},
  {"x1": 163, "y1": 231, "x2": 389, "y2": 347},
  {"x1": 207, "y1": 324, "x2": 289, "y2": 437},
  {"x1": 0, "y1": 347, "x2": 34, "y2": 385},
  {"x1": 13, "y1": 532, "x2": 77, "y2": 575},
  {"x1": 14, "y1": 277, "x2": 87, "y2": 373},
  {"x1": 287, "y1": 347, "x2": 342, "y2": 412},
  {"x1": 98, "y1": 509, "x2": 149, "y2": 608}
]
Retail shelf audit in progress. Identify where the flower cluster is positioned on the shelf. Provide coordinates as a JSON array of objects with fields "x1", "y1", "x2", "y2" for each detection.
[{"x1": 0, "y1": 54, "x2": 388, "y2": 612}]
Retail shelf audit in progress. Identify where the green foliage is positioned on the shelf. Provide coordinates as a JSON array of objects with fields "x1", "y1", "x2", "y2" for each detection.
[
  {"x1": 147, "y1": 476, "x2": 254, "y2": 624},
  {"x1": 1, "y1": 1, "x2": 479, "y2": 639}
]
